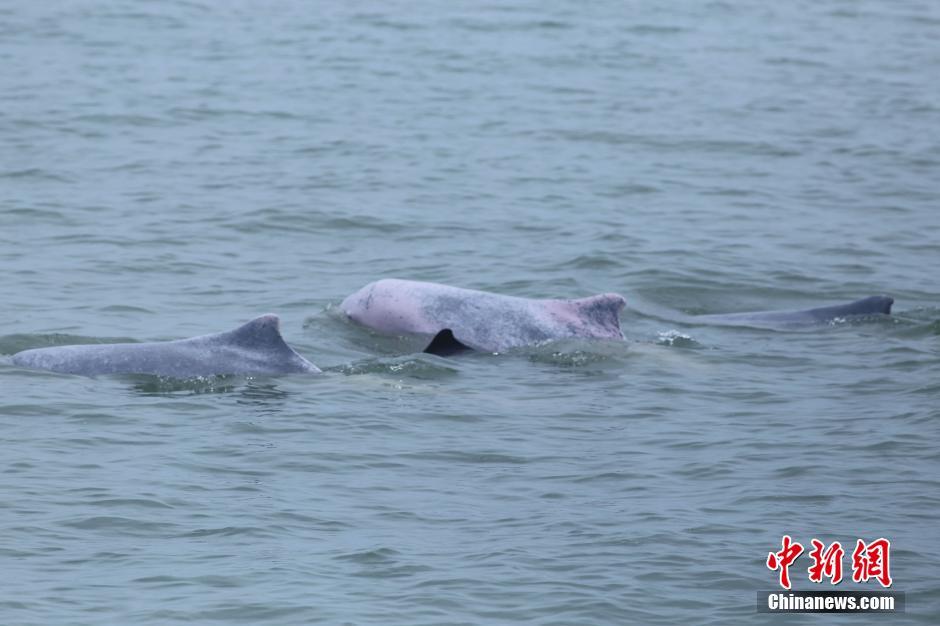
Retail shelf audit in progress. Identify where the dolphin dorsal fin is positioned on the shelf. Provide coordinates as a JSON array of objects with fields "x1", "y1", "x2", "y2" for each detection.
[
  {"x1": 572, "y1": 293, "x2": 626, "y2": 313},
  {"x1": 227, "y1": 314, "x2": 288, "y2": 349},
  {"x1": 848, "y1": 295, "x2": 893, "y2": 315},
  {"x1": 568, "y1": 293, "x2": 626, "y2": 333},
  {"x1": 424, "y1": 329, "x2": 472, "y2": 357}
]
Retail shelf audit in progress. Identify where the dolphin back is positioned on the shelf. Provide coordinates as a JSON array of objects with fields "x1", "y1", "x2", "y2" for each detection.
[
  {"x1": 699, "y1": 295, "x2": 894, "y2": 328},
  {"x1": 807, "y1": 295, "x2": 893, "y2": 319},
  {"x1": 343, "y1": 278, "x2": 629, "y2": 353},
  {"x1": 12, "y1": 315, "x2": 320, "y2": 377}
]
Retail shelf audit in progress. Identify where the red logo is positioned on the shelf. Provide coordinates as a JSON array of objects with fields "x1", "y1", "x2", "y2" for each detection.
[
  {"x1": 807, "y1": 539, "x2": 844, "y2": 584},
  {"x1": 768, "y1": 536, "x2": 892, "y2": 588},
  {"x1": 766, "y1": 535, "x2": 804, "y2": 590},
  {"x1": 852, "y1": 538, "x2": 893, "y2": 588}
]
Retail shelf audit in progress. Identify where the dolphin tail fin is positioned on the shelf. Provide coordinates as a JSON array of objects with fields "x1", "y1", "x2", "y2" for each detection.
[{"x1": 424, "y1": 329, "x2": 472, "y2": 357}]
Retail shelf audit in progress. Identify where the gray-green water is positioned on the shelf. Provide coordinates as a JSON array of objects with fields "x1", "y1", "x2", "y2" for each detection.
[{"x1": 2, "y1": 1, "x2": 939, "y2": 624}]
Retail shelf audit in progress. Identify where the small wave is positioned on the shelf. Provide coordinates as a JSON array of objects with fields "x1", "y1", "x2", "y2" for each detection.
[
  {"x1": 0, "y1": 168, "x2": 71, "y2": 182},
  {"x1": 333, "y1": 355, "x2": 459, "y2": 379},
  {"x1": 335, "y1": 547, "x2": 400, "y2": 564},
  {"x1": 127, "y1": 374, "x2": 240, "y2": 395},
  {"x1": 60, "y1": 515, "x2": 177, "y2": 535},
  {"x1": 1, "y1": 207, "x2": 66, "y2": 220},
  {"x1": 98, "y1": 305, "x2": 155, "y2": 314},
  {"x1": 890, "y1": 307, "x2": 940, "y2": 338},
  {"x1": 561, "y1": 254, "x2": 621, "y2": 269},
  {"x1": 448, "y1": 18, "x2": 573, "y2": 32},
  {"x1": 524, "y1": 338, "x2": 631, "y2": 368},
  {"x1": 84, "y1": 498, "x2": 175, "y2": 510},
  {"x1": 71, "y1": 113, "x2": 169, "y2": 127},
  {"x1": 181, "y1": 526, "x2": 272, "y2": 539},
  {"x1": 656, "y1": 330, "x2": 699, "y2": 347},
  {"x1": 625, "y1": 24, "x2": 687, "y2": 35},
  {"x1": 399, "y1": 450, "x2": 532, "y2": 465}
]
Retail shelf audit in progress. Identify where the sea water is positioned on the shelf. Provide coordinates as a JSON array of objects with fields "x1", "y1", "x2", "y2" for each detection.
[{"x1": 1, "y1": 1, "x2": 938, "y2": 624}]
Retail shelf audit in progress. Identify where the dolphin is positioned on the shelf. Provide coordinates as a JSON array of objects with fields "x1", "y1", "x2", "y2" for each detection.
[
  {"x1": 340, "y1": 278, "x2": 627, "y2": 354},
  {"x1": 695, "y1": 295, "x2": 894, "y2": 329},
  {"x1": 340, "y1": 280, "x2": 895, "y2": 354},
  {"x1": 11, "y1": 314, "x2": 320, "y2": 377}
]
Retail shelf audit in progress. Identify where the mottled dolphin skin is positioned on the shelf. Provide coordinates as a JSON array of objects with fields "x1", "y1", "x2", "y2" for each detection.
[
  {"x1": 12, "y1": 314, "x2": 320, "y2": 377},
  {"x1": 696, "y1": 295, "x2": 894, "y2": 329},
  {"x1": 340, "y1": 279, "x2": 626, "y2": 353}
]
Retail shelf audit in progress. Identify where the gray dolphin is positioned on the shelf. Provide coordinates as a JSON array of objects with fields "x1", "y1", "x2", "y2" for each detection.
[
  {"x1": 12, "y1": 314, "x2": 320, "y2": 377},
  {"x1": 340, "y1": 278, "x2": 626, "y2": 354},
  {"x1": 695, "y1": 295, "x2": 894, "y2": 329}
]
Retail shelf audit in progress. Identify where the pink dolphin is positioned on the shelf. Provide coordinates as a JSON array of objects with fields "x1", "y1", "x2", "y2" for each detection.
[{"x1": 340, "y1": 279, "x2": 627, "y2": 354}]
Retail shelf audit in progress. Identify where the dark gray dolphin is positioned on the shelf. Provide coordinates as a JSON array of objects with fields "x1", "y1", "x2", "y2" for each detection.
[
  {"x1": 695, "y1": 295, "x2": 894, "y2": 329},
  {"x1": 12, "y1": 314, "x2": 320, "y2": 377},
  {"x1": 340, "y1": 278, "x2": 626, "y2": 354}
]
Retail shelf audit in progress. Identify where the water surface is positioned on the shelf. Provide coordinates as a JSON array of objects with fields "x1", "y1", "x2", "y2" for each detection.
[{"x1": 1, "y1": 1, "x2": 938, "y2": 624}]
